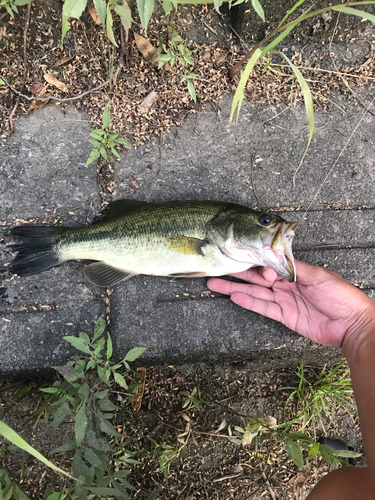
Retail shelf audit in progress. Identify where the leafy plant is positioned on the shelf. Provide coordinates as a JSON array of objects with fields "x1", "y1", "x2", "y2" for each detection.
[
  {"x1": 86, "y1": 104, "x2": 131, "y2": 166},
  {"x1": 38, "y1": 316, "x2": 147, "y2": 499},
  {"x1": 230, "y1": 0, "x2": 375, "y2": 179},
  {"x1": 180, "y1": 387, "x2": 206, "y2": 411},
  {"x1": 281, "y1": 361, "x2": 356, "y2": 438},
  {"x1": 157, "y1": 24, "x2": 198, "y2": 102},
  {"x1": 62, "y1": 0, "x2": 133, "y2": 45},
  {"x1": 0, "y1": 0, "x2": 31, "y2": 18}
]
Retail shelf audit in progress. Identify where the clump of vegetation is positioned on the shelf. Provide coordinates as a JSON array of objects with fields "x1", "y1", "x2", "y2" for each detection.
[
  {"x1": 281, "y1": 361, "x2": 356, "y2": 437},
  {"x1": 86, "y1": 105, "x2": 131, "y2": 166},
  {"x1": 0, "y1": 0, "x2": 30, "y2": 18},
  {"x1": 157, "y1": 23, "x2": 198, "y2": 102}
]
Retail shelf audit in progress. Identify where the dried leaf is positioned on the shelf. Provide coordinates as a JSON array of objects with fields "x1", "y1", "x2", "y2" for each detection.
[
  {"x1": 133, "y1": 32, "x2": 159, "y2": 66},
  {"x1": 29, "y1": 84, "x2": 49, "y2": 112},
  {"x1": 54, "y1": 56, "x2": 74, "y2": 67},
  {"x1": 30, "y1": 81, "x2": 45, "y2": 95},
  {"x1": 88, "y1": 2, "x2": 102, "y2": 24},
  {"x1": 44, "y1": 73, "x2": 69, "y2": 93},
  {"x1": 131, "y1": 367, "x2": 146, "y2": 411},
  {"x1": 114, "y1": 0, "x2": 132, "y2": 39},
  {"x1": 139, "y1": 91, "x2": 158, "y2": 113}
]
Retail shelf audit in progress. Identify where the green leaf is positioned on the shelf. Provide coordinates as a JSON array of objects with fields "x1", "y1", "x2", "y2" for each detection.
[
  {"x1": 124, "y1": 347, "x2": 147, "y2": 361},
  {"x1": 136, "y1": 0, "x2": 155, "y2": 31},
  {"x1": 107, "y1": 333, "x2": 113, "y2": 359},
  {"x1": 40, "y1": 387, "x2": 59, "y2": 393},
  {"x1": 75, "y1": 404, "x2": 88, "y2": 446},
  {"x1": 84, "y1": 447, "x2": 102, "y2": 468},
  {"x1": 99, "y1": 416, "x2": 121, "y2": 437},
  {"x1": 319, "y1": 444, "x2": 340, "y2": 468},
  {"x1": 213, "y1": 0, "x2": 224, "y2": 13},
  {"x1": 287, "y1": 432, "x2": 312, "y2": 442},
  {"x1": 286, "y1": 439, "x2": 304, "y2": 469},
  {"x1": 61, "y1": 0, "x2": 88, "y2": 44},
  {"x1": 51, "y1": 401, "x2": 71, "y2": 431},
  {"x1": 100, "y1": 147, "x2": 108, "y2": 160},
  {"x1": 187, "y1": 80, "x2": 196, "y2": 103},
  {"x1": 0, "y1": 420, "x2": 72, "y2": 478},
  {"x1": 106, "y1": 4, "x2": 118, "y2": 47},
  {"x1": 94, "y1": 316, "x2": 106, "y2": 341},
  {"x1": 333, "y1": 449, "x2": 362, "y2": 459},
  {"x1": 278, "y1": 0, "x2": 306, "y2": 27},
  {"x1": 52, "y1": 438, "x2": 77, "y2": 454},
  {"x1": 308, "y1": 442, "x2": 320, "y2": 458},
  {"x1": 93, "y1": 0, "x2": 107, "y2": 26},
  {"x1": 98, "y1": 399, "x2": 118, "y2": 411},
  {"x1": 114, "y1": 372, "x2": 128, "y2": 389},
  {"x1": 95, "y1": 389, "x2": 109, "y2": 399},
  {"x1": 79, "y1": 332, "x2": 90, "y2": 344},
  {"x1": 86, "y1": 430, "x2": 112, "y2": 452},
  {"x1": 0, "y1": 78, "x2": 5, "y2": 85},
  {"x1": 102, "y1": 104, "x2": 111, "y2": 128},
  {"x1": 332, "y1": 5, "x2": 375, "y2": 24},
  {"x1": 274, "y1": 49, "x2": 314, "y2": 181},
  {"x1": 86, "y1": 157, "x2": 95, "y2": 166},
  {"x1": 163, "y1": 0, "x2": 173, "y2": 14},
  {"x1": 111, "y1": 147, "x2": 121, "y2": 159},
  {"x1": 91, "y1": 128, "x2": 106, "y2": 135},
  {"x1": 251, "y1": 0, "x2": 265, "y2": 21},
  {"x1": 63, "y1": 336, "x2": 91, "y2": 354}
]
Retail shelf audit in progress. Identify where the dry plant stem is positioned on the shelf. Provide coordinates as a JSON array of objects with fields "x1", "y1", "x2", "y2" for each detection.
[
  {"x1": 229, "y1": 1, "x2": 372, "y2": 79},
  {"x1": 2, "y1": 76, "x2": 109, "y2": 102},
  {"x1": 9, "y1": 1, "x2": 31, "y2": 130}
]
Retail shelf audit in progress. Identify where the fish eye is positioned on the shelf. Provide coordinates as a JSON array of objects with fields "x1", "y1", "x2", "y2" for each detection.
[{"x1": 259, "y1": 214, "x2": 272, "y2": 226}]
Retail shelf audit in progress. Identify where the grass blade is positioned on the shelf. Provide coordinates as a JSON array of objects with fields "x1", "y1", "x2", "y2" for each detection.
[
  {"x1": 278, "y1": 0, "x2": 307, "y2": 27},
  {"x1": 332, "y1": 5, "x2": 375, "y2": 23},
  {"x1": 274, "y1": 50, "x2": 314, "y2": 183},
  {"x1": 230, "y1": 48, "x2": 262, "y2": 123},
  {"x1": 0, "y1": 421, "x2": 73, "y2": 479},
  {"x1": 251, "y1": 0, "x2": 265, "y2": 21}
]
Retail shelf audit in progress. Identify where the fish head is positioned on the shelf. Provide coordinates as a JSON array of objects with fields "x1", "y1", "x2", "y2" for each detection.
[{"x1": 207, "y1": 208, "x2": 298, "y2": 281}]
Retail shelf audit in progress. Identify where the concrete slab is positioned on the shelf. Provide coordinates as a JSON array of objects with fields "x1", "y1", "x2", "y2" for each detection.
[
  {"x1": 0, "y1": 105, "x2": 104, "y2": 377},
  {"x1": 1, "y1": 92, "x2": 374, "y2": 376}
]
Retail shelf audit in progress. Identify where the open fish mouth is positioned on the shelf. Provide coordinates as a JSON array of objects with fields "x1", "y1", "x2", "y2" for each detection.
[
  {"x1": 258, "y1": 221, "x2": 298, "y2": 281},
  {"x1": 269, "y1": 221, "x2": 298, "y2": 281}
]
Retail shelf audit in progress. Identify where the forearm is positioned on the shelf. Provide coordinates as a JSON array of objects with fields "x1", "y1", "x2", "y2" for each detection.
[{"x1": 342, "y1": 306, "x2": 375, "y2": 477}]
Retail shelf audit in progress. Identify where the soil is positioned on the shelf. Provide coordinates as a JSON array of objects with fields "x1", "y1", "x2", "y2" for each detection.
[{"x1": 0, "y1": 362, "x2": 363, "y2": 499}]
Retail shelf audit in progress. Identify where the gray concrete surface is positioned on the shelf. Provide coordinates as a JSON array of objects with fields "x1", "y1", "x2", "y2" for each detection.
[{"x1": 1, "y1": 92, "x2": 374, "y2": 377}]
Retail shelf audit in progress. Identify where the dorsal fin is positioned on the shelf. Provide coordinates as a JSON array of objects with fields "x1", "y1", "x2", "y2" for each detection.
[{"x1": 93, "y1": 199, "x2": 148, "y2": 224}]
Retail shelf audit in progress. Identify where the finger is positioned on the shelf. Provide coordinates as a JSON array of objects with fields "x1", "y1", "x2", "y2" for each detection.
[
  {"x1": 231, "y1": 292, "x2": 283, "y2": 323},
  {"x1": 207, "y1": 279, "x2": 275, "y2": 301},
  {"x1": 229, "y1": 267, "x2": 276, "y2": 288}
]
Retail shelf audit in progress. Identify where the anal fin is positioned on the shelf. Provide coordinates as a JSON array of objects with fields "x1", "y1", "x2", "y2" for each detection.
[{"x1": 84, "y1": 262, "x2": 137, "y2": 287}]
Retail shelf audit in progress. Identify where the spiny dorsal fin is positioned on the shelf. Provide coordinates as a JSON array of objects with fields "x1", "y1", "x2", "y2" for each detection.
[
  {"x1": 165, "y1": 235, "x2": 208, "y2": 256},
  {"x1": 84, "y1": 262, "x2": 137, "y2": 287},
  {"x1": 93, "y1": 199, "x2": 148, "y2": 224}
]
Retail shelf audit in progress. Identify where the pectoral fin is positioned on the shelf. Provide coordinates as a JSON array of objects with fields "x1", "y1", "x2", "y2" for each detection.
[
  {"x1": 84, "y1": 262, "x2": 137, "y2": 287},
  {"x1": 165, "y1": 235, "x2": 208, "y2": 256}
]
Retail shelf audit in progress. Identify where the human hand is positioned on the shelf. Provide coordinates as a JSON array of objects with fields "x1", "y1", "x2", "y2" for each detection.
[{"x1": 207, "y1": 261, "x2": 375, "y2": 348}]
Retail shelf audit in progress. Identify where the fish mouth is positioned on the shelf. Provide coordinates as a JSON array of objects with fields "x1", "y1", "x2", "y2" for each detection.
[{"x1": 262, "y1": 221, "x2": 298, "y2": 282}]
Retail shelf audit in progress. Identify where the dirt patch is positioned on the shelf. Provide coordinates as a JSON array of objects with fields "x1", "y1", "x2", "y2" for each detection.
[
  {"x1": 0, "y1": 362, "x2": 363, "y2": 499},
  {"x1": 1, "y1": 0, "x2": 375, "y2": 147}
]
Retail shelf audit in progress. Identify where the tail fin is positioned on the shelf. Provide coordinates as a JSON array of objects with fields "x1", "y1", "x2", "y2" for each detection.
[{"x1": 9, "y1": 226, "x2": 65, "y2": 277}]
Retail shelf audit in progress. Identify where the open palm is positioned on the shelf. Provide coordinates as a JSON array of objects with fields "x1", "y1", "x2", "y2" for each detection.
[{"x1": 207, "y1": 261, "x2": 374, "y2": 347}]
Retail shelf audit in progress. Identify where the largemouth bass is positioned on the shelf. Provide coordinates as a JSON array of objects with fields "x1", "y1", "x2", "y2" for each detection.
[{"x1": 9, "y1": 200, "x2": 298, "y2": 286}]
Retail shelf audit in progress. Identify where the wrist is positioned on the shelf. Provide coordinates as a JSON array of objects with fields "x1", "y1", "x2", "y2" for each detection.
[{"x1": 342, "y1": 301, "x2": 375, "y2": 365}]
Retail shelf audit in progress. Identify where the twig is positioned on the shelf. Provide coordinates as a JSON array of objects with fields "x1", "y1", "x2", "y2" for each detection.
[
  {"x1": 112, "y1": 26, "x2": 126, "y2": 86},
  {"x1": 250, "y1": 153, "x2": 262, "y2": 209},
  {"x1": 1, "y1": 75, "x2": 109, "y2": 102}
]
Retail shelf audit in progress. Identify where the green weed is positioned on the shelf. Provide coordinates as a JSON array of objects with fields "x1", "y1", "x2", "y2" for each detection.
[
  {"x1": 86, "y1": 105, "x2": 131, "y2": 166},
  {"x1": 0, "y1": 0, "x2": 31, "y2": 17},
  {"x1": 281, "y1": 361, "x2": 356, "y2": 438},
  {"x1": 157, "y1": 24, "x2": 198, "y2": 103}
]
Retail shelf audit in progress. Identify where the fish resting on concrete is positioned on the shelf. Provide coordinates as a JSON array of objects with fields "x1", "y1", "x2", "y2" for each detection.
[{"x1": 8, "y1": 199, "x2": 298, "y2": 287}]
